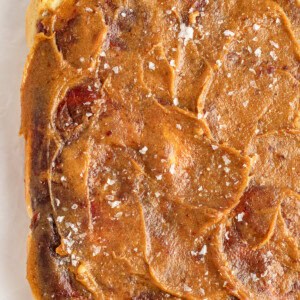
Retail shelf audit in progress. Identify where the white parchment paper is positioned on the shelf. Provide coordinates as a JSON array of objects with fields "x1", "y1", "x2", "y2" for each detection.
[{"x1": 0, "y1": 0, "x2": 32, "y2": 298}]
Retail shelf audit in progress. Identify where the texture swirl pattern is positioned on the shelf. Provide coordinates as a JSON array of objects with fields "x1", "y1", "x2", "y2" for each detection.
[{"x1": 21, "y1": 0, "x2": 300, "y2": 299}]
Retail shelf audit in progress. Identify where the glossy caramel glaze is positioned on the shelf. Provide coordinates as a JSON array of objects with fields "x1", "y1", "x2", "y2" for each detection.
[{"x1": 21, "y1": 0, "x2": 300, "y2": 299}]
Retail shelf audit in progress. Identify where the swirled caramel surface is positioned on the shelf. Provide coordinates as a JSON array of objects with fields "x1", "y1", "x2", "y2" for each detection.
[{"x1": 21, "y1": 0, "x2": 300, "y2": 299}]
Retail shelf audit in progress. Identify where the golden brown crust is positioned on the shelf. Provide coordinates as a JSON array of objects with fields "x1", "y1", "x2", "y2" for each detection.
[{"x1": 22, "y1": 0, "x2": 300, "y2": 299}]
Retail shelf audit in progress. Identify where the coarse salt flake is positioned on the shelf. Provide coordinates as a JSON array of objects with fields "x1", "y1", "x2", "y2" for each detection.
[
  {"x1": 179, "y1": 23, "x2": 194, "y2": 45},
  {"x1": 199, "y1": 245, "x2": 207, "y2": 256},
  {"x1": 139, "y1": 146, "x2": 148, "y2": 155},
  {"x1": 156, "y1": 174, "x2": 162, "y2": 180},
  {"x1": 243, "y1": 100, "x2": 249, "y2": 108},
  {"x1": 270, "y1": 40, "x2": 279, "y2": 49},
  {"x1": 253, "y1": 23, "x2": 260, "y2": 31},
  {"x1": 108, "y1": 201, "x2": 121, "y2": 208},
  {"x1": 169, "y1": 163, "x2": 176, "y2": 174},
  {"x1": 155, "y1": 192, "x2": 161, "y2": 198},
  {"x1": 112, "y1": 66, "x2": 119, "y2": 74},
  {"x1": 149, "y1": 62, "x2": 156, "y2": 70},
  {"x1": 216, "y1": 60, "x2": 222, "y2": 67},
  {"x1": 254, "y1": 47, "x2": 262, "y2": 57},
  {"x1": 183, "y1": 284, "x2": 192, "y2": 292},
  {"x1": 57, "y1": 216, "x2": 65, "y2": 223},
  {"x1": 107, "y1": 178, "x2": 116, "y2": 185},
  {"x1": 270, "y1": 51, "x2": 277, "y2": 61},
  {"x1": 92, "y1": 245, "x2": 101, "y2": 256},
  {"x1": 236, "y1": 212, "x2": 245, "y2": 222},
  {"x1": 223, "y1": 30, "x2": 235, "y2": 37},
  {"x1": 222, "y1": 155, "x2": 231, "y2": 165}
]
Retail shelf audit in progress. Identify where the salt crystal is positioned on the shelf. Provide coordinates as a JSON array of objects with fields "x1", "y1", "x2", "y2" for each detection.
[
  {"x1": 139, "y1": 146, "x2": 148, "y2": 155},
  {"x1": 254, "y1": 47, "x2": 262, "y2": 57},
  {"x1": 223, "y1": 30, "x2": 235, "y2": 37},
  {"x1": 270, "y1": 40, "x2": 279, "y2": 49},
  {"x1": 199, "y1": 245, "x2": 207, "y2": 256},
  {"x1": 112, "y1": 66, "x2": 119, "y2": 74},
  {"x1": 57, "y1": 216, "x2": 65, "y2": 223},
  {"x1": 108, "y1": 201, "x2": 121, "y2": 208},
  {"x1": 253, "y1": 23, "x2": 260, "y2": 31},
  {"x1": 169, "y1": 163, "x2": 176, "y2": 174},
  {"x1": 107, "y1": 178, "x2": 116, "y2": 185},
  {"x1": 236, "y1": 212, "x2": 245, "y2": 222},
  {"x1": 270, "y1": 51, "x2": 277, "y2": 61},
  {"x1": 183, "y1": 284, "x2": 192, "y2": 292},
  {"x1": 222, "y1": 155, "x2": 231, "y2": 165},
  {"x1": 156, "y1": 174, "x2": 162, "y2": 180},
  {"x1": 179, "y1": 24, "x2": 194, "y2": 45},
  {"x1": 149, "y1": 62, "x2": 156, "y2": 70},
  {"x1": 173, "y1": 98, "x2": 179, "y2": 106},
  {"x1": 216, "y1": 60, "x2": 222, "y2": 67}
]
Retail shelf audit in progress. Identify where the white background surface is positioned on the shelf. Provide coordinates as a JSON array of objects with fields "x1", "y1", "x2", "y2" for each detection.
[{"x1": 0, "y1": 0, "x2": 32, "y2": 299}]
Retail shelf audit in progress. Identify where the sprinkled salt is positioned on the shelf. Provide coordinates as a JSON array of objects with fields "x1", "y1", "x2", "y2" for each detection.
[
  {"x1": 173, "y1": 98, "x2": 179, "y2": 106},
  {"x1": 243, "y1": 100, "x2": 249, "y2": 108},
  {"x1": 270, "y1": 40, "x2": 279, "y2": 49},
  {"x1": 114, "y1": 212, "x2": 123, "y2": 219},
  {"x1": 179, "y1": 23, "x2": 194, "y2": 45},
  {"x1": 183, "y1": 284, "x2": 192, "y2": 292},
  {"x1": 254, "y1": 47, "x2": 262, "y2": 57},
  {"x1": 236, "y1": 212, "x2": 245, "y2": 222},
  {"x1": 222, "y1": 155, "x2": 231, "y2": 165},
  {"x1": 156, "y1": 174, "x2": 162, "y2": 180},
  {"x1": 55, "y1": 198, "x2": 60, "y2": 207},
  {"x1": 149, "y1": 62, "x2": 156, "y2": 70},
  {"x1": 216, "y1": 60, "x2": 222, "y2": 67},
  {"x1": 112, "y1": 66, "x2": 119, "y2": 74},
  {"x1": 169, "y1": 163, "x2": 176, "y2": 174},
  {"x1": 57, "y1": 216, "x2": 65, "y2": 223},
  {"x1": 92, "y1": 245, "x2": 101, "y2": 256},
  {"x1": 107, "y1": 178, "x2": 116, "y2": 185},
  {"x1": 224, "y1": 167, "x2": 230, "y2": 173},
  {"x1": 223, "y1": 30, "x2": 235, "y2": 37},
  {"x1": 170, "y1": 60, "x2": 176, "y2": 67},
  {"x1": 108, "y1": 201, "x2": 121, "y2": 208},
  {"x1": 270, "y1": 51, "x2": 277, "y2": 61},
  {"x1": 199, "y1": 245, "x2": 207, "y2": 256},
  {"x1": 225, "y1": 231, "x2": 230, "y2": 240},
  {"x1": 250, "y1": 273, "x2": 259, "y2": 282},
  {"x1": 253, "y1": 23, "x2": 260, "y2": 31},
  {"x1": 139, "y1": 146, "x2": 148, "y2": 155}
]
